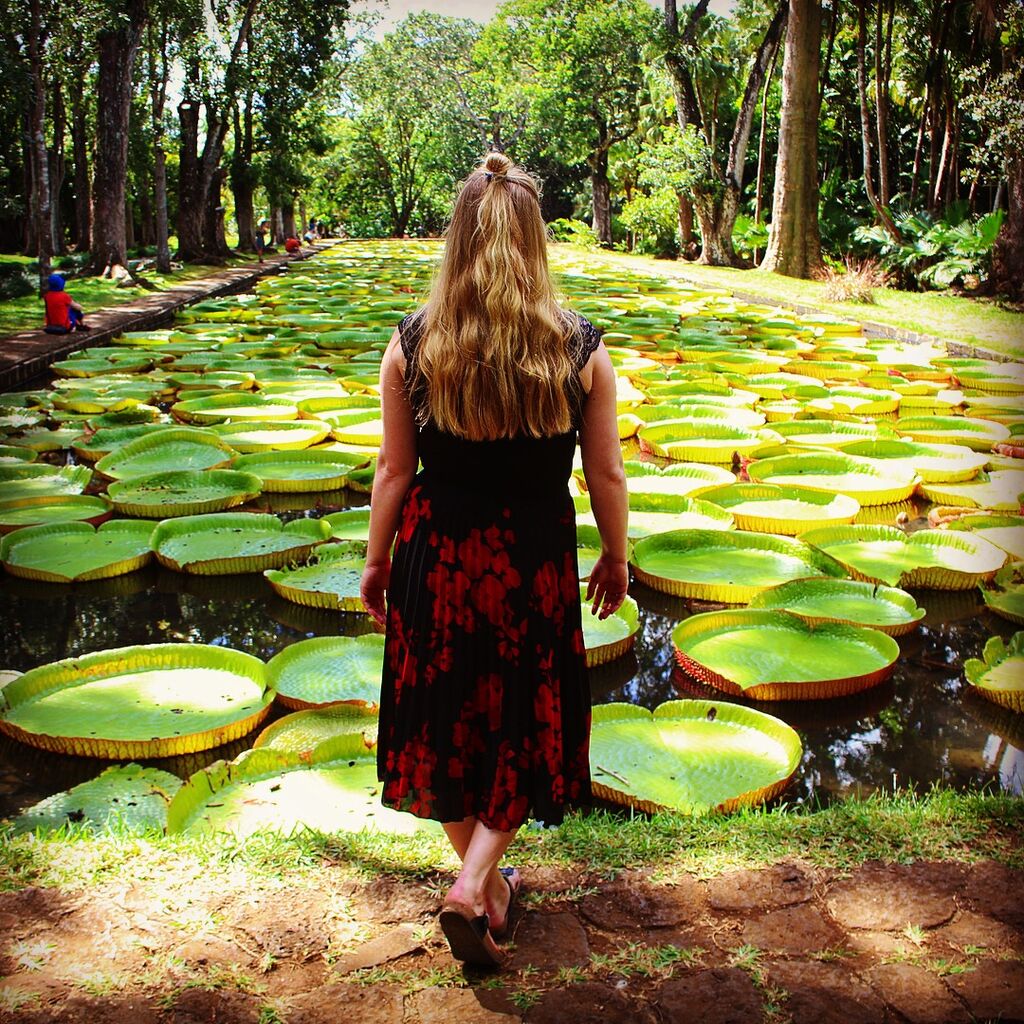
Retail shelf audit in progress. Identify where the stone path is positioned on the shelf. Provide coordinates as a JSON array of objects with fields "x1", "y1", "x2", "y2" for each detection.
[
  {"x1": 1, "y1": 858, "x2": 1022, "y2": 1022},
  {"x1": 0, "y1": 244, "x2": 337, "y2": 391}
]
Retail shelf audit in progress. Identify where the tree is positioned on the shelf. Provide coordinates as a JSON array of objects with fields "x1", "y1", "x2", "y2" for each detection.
[
  {"x1": 760, "y1": 0, "x2": 824, "y2": 277},
  {"x1": 91, "y1": 0, "x2": 148, "y2": 276},
  {"x1": 487, "y1": 0, "x2": 657, "y2": 245},
  {"x1": 663, "y1": 0, "x2": 789, "y2": 265}
]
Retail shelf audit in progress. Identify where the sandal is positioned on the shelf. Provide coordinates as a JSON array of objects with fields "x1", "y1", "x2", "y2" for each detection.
[
  {"x1": 490, "y1": 867, "x2": 522, "y2": 938},
  {"x1": 439, "y1": 900, "x2": 505, "y2": 968}
]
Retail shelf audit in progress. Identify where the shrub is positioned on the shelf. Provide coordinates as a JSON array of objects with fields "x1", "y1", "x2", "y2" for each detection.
[
  {"x1": 815, "y1": 257, "x2": 888, "y2": 304},
  {"x1": 547, "y1": 218, "x2": 600, "y2": 248},
  {"x1": 0, "y1": 263, "x2": 36, "y2": 300},
  {"x1": 732, "y1": 214, "x2": 769, "y2": 261}
]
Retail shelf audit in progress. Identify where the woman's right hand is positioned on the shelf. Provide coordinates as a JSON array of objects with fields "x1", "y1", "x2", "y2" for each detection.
[{"x1": 586, "y1": 553, "x2": 629, "y2": 620}]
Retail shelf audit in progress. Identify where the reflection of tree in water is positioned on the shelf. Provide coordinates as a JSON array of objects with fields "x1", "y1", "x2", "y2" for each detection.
[{"x1": 1, "y1": 567, "x2": 1020, "y2": 811}]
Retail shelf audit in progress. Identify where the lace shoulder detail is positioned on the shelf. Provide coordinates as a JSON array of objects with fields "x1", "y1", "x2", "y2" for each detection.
[
  {"x1": 569, "y1": 313, "x2": 602, "y2": 370},
  {"x1": 397, "y1": 310, "x2": 426, "y2": 363}
]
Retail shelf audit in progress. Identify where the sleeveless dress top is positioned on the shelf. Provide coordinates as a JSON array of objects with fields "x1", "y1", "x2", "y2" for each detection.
[{"x1": 376, "y1": 310, "x2": 602, "y2": 830}]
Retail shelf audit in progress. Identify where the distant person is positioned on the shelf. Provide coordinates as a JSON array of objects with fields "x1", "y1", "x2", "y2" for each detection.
[
  {"x1": 254, "y1": 220, "x2": 268, "y2": 264},
  {"x1": 284, "y1": 236, "x2": 302, "y2": 254},
  {"x1": 43, "y1": 274, "x2": 89, "y2": 334},
  {"x1": 303, "y1": 228, "x2": 315, "y2": 244},
  {"x1": 316, "y1": 219, "x2": 326, "y2": 238}
]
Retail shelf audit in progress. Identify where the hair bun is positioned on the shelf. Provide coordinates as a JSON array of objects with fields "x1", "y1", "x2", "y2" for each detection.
[{"x1": 483, "y1": 152, "x2": 512, "y2": 178}]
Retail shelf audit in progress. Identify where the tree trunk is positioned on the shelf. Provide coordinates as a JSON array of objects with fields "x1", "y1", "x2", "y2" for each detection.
[
  {"x1": 874, "y1": 0, "x2": 893, "y2": 208},
  {"x1": 754, "y1": 32, "x2": 782, "y2": 263},
  {"x1": 28, "y1": 0, "x2": 52, "y2": 293},
  {"x1": 590, "y1": 148, "x2": 612, "y2": 246},
  {"x1": 91, "y1": 1, "x2": 146, "y2": 275},
  {"x1": 693, "y1": 183, "x2": 741, "y2": 266},
  {"x1": 71, "y1": 84, "x2": 91, "y2": 253},
  {"x1": 281, "y1": 200, "x2": 297, "y2": 240},
  {"x1": 677, "y1": 194, "x2": 695, "y2": 256},
  {"x1": 177, "y1": 98, "x2": 231, "y2": 262},
  {"x1": 49, "y1": 77, "x2": 66, "y2": 256},
  {"x1": 985, "y1": 154, "x2": 1024, "y2": 301},
  {"x1": 855, "y1": 0, "x2": 900, "y2": 241},
  {"x1": 761, "y1": 0, "x2": 823, "y2": 278},
  {"x1": 231, "y1": 97, "x2": 256, "y2": 252}
]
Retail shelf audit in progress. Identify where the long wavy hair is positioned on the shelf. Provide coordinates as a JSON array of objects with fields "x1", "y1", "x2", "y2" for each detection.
[{"x1": 409, "y1": 152, "x2": 579, "y2": 440}]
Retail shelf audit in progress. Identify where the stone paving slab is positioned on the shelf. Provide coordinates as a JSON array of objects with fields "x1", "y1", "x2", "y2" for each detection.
[{"x1": 0, "y1": 244, "x2": 337, "y2": 392}]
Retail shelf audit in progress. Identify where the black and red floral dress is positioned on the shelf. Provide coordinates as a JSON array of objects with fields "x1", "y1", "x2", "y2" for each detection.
[{"x1": 377, "y1": 311, "x2": 601, "y2": 831}]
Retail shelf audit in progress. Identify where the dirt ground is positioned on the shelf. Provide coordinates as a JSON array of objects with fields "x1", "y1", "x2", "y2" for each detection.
[{"x1": 1, "y1": 857, "x2": 1023, "y2": 1023}]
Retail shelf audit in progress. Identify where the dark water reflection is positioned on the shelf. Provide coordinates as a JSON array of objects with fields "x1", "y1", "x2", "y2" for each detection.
[{"x1": 0, "y1": 509, "x2": 1021, "y2": 815}]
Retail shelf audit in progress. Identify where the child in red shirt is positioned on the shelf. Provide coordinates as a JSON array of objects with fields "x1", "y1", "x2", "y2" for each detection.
[
  {"x1": 284, "y1": 236, "x2": 301, "y2": 254},
  {"x1": 43, "y1": 274, "x2": 89, "y2": 333}
]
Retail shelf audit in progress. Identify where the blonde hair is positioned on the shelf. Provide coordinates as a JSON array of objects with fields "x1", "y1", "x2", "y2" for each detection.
[{"x1": 410, "y1": 152, "x2": 579, "y2": 441}]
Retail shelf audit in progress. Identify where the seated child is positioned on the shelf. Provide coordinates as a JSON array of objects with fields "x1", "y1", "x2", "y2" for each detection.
[
  {"x1": 43, "y1": 274, "x2": 89, "y2": 333},
  {"x1": 284, "y1": 236, "x2": 302, "y2": 254}
]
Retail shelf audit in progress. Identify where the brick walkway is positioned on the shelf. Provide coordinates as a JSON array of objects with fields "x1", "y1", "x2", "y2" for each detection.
[{"x1": 0, "y1": 244, "x2": 338, "y2": 392}]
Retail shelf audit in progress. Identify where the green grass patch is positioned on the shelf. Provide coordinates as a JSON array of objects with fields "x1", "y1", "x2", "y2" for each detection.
[
  {"x1": 0, "y1": 254, "x2": 254, "y2": 337},
  {"x1": 1, "y1": 789, "x2": 1020, "y2": 897},
  {"x1": 566, "y1": 246, "x2": 1024, "y2": 360}
]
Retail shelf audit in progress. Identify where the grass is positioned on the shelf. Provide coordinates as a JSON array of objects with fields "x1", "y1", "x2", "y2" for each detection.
[
  {"x1": 0, "y1": 788, "x2": 1020, "y2": 899},
  {"x1": 562, "y1": 245, "x2": 1024, "y2": 360},
  {"x1": 0, "y1": 251, "x2": 256, "y2": 337}
]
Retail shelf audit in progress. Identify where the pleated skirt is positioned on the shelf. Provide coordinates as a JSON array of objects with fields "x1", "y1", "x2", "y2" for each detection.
[{"x1": 377, "y1": 473, "x2": 592, "y2": 830}]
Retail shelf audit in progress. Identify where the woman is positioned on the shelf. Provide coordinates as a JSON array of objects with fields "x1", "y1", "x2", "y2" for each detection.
[{"x1": 360, "y1": 151, "x2": 628, "y2": 968}]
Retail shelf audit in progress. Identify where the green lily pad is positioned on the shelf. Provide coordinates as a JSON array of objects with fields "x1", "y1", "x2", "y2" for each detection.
[
  {"x1": 589, "y1": 700, "x2": 801, "y2": 814},
  {"x1": 72, "y1": 423, "x2": 179, "y2": 461},
  {"x1": 209, "y1": 419, "x2": 332, "y2": 452},
  {"x1": 95, "y1": 428, "x2": 236, "y2": 479},
  {"x1": 254, "y1": 704, "x2": 379, "y2": 754},
  {"x1": 0, "y1": 445, "x2": 35, "y2": 464},
  {"x1": 10, "y1": 764, "x2": 183, "y2": 835},
  {"x1": 581, "y1": 589, "x2": 639, "y2": 666},
  {"x1": 151, "y1": 513, "x2": 331, "y2": 574},
  {"x1": 918, "y1": 470, "x2": 1024, "y2": 510},
  {"x1": 895, "y1": 415, "x2": 1009, "y2": 451},
  {"x1": 619, "y1": 461, "x2": 735, "y2": 499},
  {"x1": 0, "y1": 643, "x2": 273, "y2": 758},
  {"x1": 231, "y1": 449, "x2": 367, "y2": 492},
  {"x1": 0, "y1": 520, "x2": 154, "y2": 582},
  {"x1": 0, "y1": 495, "x2": 111, "y2": 533},
  {"x1": 700, "y1": 483, "x2": 859, "y2": 535},
  {"x1": 631, "y1": 529, "x2": 846, "y2": 602},
  {"x1": 172, "y1": 392, "x2": 300, "y2": 424},
  {"x1": 802, "y1": 524, "x2": 1006, "y2": 589},
  {"x1": 945, "y1": 514, "x2": 1024, "y2": 560},
  {"x1": 639, "y1": 421, "x2": 777, "y2": 463},
  {"x1": 672, "y1": 609, "x2": 899, "y2": 700},
  {"x1": 266, "y1": 635, "x2": 384, "y2": 710},
  {"x1": 770, "y1": 419, "x2": 883, "y2": 448},
  {"x1": 0, "y1": 464, "x2": 93, "y2": 503},
  {"x1": 748, "y1": 578, "x2": 925, "y2": 635},
  {"x1": 165, "y1": 733, "x2": 437, "y2": 837},
  {"x1": 964, "y1": 632, "x2": 1024, "y2": 712},
  {"x1": 836, "y1": 438, "x2": 988, "y2": 484},
  {"x1": 747, "y1": 451, "x2": 917, "y2": 505},
  {"x1": 264, "y1": 543, "x2": 365, "y2": 611},
  {"x1": 106, "y1": 469, "x2": 262, "y2": 517},
  {"x1": 980, "y1": 562, "x2": 1024, "y2": 626},
  {"x1": 322, "y1": 508, "x2": 371, "y2": 541}
]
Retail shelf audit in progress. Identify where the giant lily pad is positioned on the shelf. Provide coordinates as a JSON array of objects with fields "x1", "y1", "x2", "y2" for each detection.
[
  {"x1": 770, "y1": 419, "x2": 883, "y2": 448},
  {"x1": 95, "y1": 428, "x2": 236, "y2": 479},
  {"x1": 151, "y1": 513, "x2": 331, "y2": 574},
  {"x1": 630, "y1": 529, "x2": 846, "y2": 602},
  {"x1": 639, "y1": 421, "x2": 777, "y2": 463},
  {"x1": 748, "y1": 578, "x2": 924, "y2": 636},
  {"x1": 172, "y1": 393, "x2": 300, "y2": 424},
  {"x1": 231, "y1": 449, "x2": 367, "y2": 492},
  {"x1": 802, "y1": 524, "x2": 1006, "y2": 589},
  {"x1": 895, "y1": 415, "x2": 1009, "y2": 450},
  {"x1": 620, "y1": 461, "x2": 735, "y2": 498},
  {"x1": 106, "y1": 469, "x2": 262, "y2": 517},
  {"x1": 672, "y1": 609, "x2": 899, "y2": 700},
  {"x1": 254, "y1": 703, "x2": 379, "y2": 753},
  {"x1": 581, "y1": 589, "x2": 639, "y2": 666},
  {"x1": 945, "y1": 514, "x2": 1024, "y2": 560},
  {"x1": 964, "y1": 632, "x2": 1024, "y2": 713},
  {"x1": 836, "y1": 438, "x2": 987, "y2": 484},
  {"x1": 266, "y1": 635, "x2": 384, "y2": 710},
  {"x1": 700, "y1": 483, "x2": 859, "y2": 535},
  {"x1": 264, "y1": 543, "x2": 365, "y2": 610},
  {"x1": 322, "y1": 508, "x2": 371, "y2": 541},
  {"x1": 0, "y1": 643, "x2": 273, "y2": 758},
  {"x1": 0, "y1": 495, "x2": 111, "y2": 534},
  {"x1": 589, "y1": 700, "x2": 801, "y2": 814},
  {"x1": 0, "y1": 520, "x2": 153, "y2": 582},
  {"x1": 747, "y1": 451, "x2": 917, "y2": 505},
  {"x1": 917, "y1": 470, "x2": 1024, "y2": 510},
  {"x1": 980, "y1": 562, "x2": 1024, "y2": 626},
  {"x1": 11, "y1": 764, "x2": 182, "y2": 835},
  {"x1": 165, "y1": 733, "x2": 437, "y2": 837},
  {"x1": 209, "y1": 419, "x2": 332, "y2": 452},
  {"x1": 0, "y1": 464, "x2": 92, "y2": 503},
  {"x1": 576, "y1": 491, "x2": 733, "y2": 539}
]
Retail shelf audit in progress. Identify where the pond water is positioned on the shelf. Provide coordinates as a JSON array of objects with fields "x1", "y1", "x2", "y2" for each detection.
[{"x1": 1, "y1": 241, "x2": 1021, "y2": 821}]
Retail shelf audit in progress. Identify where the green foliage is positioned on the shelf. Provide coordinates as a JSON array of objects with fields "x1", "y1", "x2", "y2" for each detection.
[
  {"x1": 731, "y1": 214, "x2": 768, "y2": 261},
  {"x1": 855, "y1": 207, "x2": 1005, "y2": 291},
  {"x1": 547, "y1": 218, "x2": 600, "y2": 247},
  {"x1": 620, "y1": 188, "x2": 679, "y2": 257}
]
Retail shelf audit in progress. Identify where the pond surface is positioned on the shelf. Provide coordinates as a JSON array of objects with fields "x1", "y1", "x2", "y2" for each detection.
[{"x1": 0, "y1": 489, "x2": 1019, "y2": 818}]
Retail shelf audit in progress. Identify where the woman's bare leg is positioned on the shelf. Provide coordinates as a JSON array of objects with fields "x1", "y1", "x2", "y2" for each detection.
[{"x1": 445, "y1": 819, "x2": 518, "y2": 927}]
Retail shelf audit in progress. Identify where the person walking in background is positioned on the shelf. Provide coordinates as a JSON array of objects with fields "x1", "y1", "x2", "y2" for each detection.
[
  {"x1": 42, "y1": 274, "x2": 89, "y2": 333},
  {"x1": 254, "y1": 220, "x2": 268, "y2": 264},
  {"x1": 360, "y1": 151, "x2": 629, "y2": 969}
]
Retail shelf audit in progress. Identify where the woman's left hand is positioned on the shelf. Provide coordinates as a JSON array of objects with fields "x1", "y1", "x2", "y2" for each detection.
[{"x1": 360, "y1": 558, "x2": 391, "y2": 627}]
